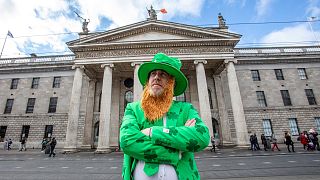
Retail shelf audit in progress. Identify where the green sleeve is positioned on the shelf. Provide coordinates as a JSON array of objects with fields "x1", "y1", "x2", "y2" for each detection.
[
  {"x1": 150, "y1": 103, "x2": 210, "y2": 152},
  {"x1": 120, "y1": 103, "x2": 180, "y2": 166}
]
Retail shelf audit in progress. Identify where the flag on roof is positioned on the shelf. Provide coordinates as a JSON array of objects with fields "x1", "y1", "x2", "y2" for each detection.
[
  {"x1": 7, "y1": 31, "x2": 14, "y2": 38},
  {"x1": 160, "y1": 8, "x2": 167, "y2": 14}
]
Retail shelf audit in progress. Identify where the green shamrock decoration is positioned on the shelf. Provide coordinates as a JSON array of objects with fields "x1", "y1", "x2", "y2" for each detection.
[
  {"x1": 144, "y1": 149, "x2": 158, "y2": 161},
  {"x1": 186, "y1": 139, "x2": 200, "y2": 151}
]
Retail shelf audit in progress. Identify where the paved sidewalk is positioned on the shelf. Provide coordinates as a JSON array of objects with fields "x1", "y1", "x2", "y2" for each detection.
[{"x1": 1, "y1": 143, "x2": 319, "y2": 157}]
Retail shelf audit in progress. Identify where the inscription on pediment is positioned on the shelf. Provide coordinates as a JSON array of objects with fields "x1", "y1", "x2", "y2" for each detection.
[{"x1": 76, "y1": 47, "x2": 233, "y2": 59}]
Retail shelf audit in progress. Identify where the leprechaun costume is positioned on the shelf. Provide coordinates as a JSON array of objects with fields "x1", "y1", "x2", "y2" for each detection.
[{"x1": 120, "y1": 53, "x2": 210, "y2": 179}]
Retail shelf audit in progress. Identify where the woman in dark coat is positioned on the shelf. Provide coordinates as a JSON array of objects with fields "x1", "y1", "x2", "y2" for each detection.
[{"x1": 285, "y1": 132, "x2": 295, "y2": 152}]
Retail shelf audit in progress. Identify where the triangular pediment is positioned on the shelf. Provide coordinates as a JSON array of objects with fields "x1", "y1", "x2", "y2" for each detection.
[{"x1": 67, "y1": 20, "x2": 241, "y2": 47}]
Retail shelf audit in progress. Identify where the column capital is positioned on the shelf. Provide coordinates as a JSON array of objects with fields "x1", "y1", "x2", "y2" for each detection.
[
  {"x1": 131, "y1": 62, "x2": 143, "y2": 67},
  {"x1": 224, "y1": 59, "x2": 237, "y2": 64},
  {"x1": 72, "y1": 65, "x2": 85, "y2": 70},
  {"x1": 101, "y1": 63, "x2": 114, "y2": 69},
  {"x1": 194, "y1": 60, "x2": 207, "y2": 65}
]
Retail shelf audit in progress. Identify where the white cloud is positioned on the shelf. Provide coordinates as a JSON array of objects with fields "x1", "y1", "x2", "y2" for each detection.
[
  {"x1": 0, "y1": 0, "x2": 205, "y2": 58},
  {"x1": 255, "y1": 0, "x2": 273, "y2": 17},
  {"x1": 259, "y1": 24, "x2": 320, "y2": 46}
]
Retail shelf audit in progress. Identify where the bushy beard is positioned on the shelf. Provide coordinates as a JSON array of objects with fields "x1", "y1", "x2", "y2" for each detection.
[{"x1": 141, "y1": 78, "x2": 175, "y2": 121}]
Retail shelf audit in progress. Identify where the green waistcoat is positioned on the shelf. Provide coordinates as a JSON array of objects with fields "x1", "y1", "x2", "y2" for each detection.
[{"x1": 120, "y1": 101, "x2": 210, "y2": 180}]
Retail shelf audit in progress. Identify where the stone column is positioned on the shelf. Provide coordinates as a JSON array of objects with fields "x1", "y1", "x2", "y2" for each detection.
[
  {"x1": 131, "y1": 62, "x2": 143, "y2": 101},
  {"x1": 194, "y1": 60, "x2": 213, "y2": 137},
  {"x1": 225, "y1": 59, "x2": 249, "y2": 146},
  {"x1": 82, "y1": 79, "x2": 96, "y2": 149},
  {"x1": 64, "y1": 65, "x2": 84, "y2": 152},
  {"x1": 96, "y1": 63, "x2": 114, "y2": 153},
  {"x1": 213, "y1": 75, "x2": 232, "y2": 143}
]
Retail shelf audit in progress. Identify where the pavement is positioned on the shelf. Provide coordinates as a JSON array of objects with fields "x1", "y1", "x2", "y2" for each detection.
[{"x1": 1, "y1": 143, "x2": 319, "y2": 157}]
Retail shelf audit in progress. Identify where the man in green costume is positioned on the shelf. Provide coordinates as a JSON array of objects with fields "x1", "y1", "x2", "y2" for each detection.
[{"x1": 120, "y1": 53, "x2": 210, "y2": 179}]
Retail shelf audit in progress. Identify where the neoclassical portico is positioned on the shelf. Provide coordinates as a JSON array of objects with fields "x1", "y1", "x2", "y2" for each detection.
[{"x1": 64, "y1": 18, "x2": 250, "y2": 152}]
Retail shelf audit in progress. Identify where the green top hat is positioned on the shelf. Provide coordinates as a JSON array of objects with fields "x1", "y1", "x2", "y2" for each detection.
[{"x1": 138, "y1": 53, "x2": 188, "y2": 96}]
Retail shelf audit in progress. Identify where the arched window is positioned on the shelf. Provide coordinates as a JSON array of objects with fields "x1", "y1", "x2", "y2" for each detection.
[
  {"x1": 124, "y1": 91, "x2": 133, "y2": 108},
  {"x1": 175, "y1": 93, "x2": 186, "y2": 102},
  {"x1": 208, "y1": 89, "x2": 213, "y2": 109}
]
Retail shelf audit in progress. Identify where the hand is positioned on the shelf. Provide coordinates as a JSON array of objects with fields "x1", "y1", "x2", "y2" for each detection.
[
  {"x1": 141, "y1": 128, "x2": 152, "y2": 137},
  {"x1": 184, "y1": 119, "x2": 196, "y2": 127}
]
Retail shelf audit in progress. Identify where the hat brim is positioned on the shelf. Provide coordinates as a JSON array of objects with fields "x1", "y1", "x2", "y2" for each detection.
[{"x1": 138, "y1": 62, "x2": 188, "y2": 96}]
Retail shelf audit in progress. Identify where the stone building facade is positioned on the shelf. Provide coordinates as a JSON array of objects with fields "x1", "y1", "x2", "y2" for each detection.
[{"x1": 0, "y1": 19, "x2": 319, "y2": 151}]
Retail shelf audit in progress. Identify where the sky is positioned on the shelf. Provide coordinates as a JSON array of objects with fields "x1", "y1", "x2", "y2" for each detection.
[{"x1": 0, "y1": 0, "x2": 320, "y2": 58}]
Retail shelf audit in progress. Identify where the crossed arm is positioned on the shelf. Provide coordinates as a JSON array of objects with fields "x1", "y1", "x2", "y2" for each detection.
[{"x1": 119, "y1": 103, "x2": 210, "y2": 165}]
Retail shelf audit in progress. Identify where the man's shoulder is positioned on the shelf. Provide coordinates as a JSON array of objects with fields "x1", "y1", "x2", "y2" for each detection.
[{"x1": 173, "y1": 101, "x2": 193, "y2": 108}]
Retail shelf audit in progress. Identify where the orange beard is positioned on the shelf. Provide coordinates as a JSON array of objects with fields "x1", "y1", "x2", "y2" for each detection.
[{"x1": 141, "y1": 78, "x2": 175, "y2": 121}]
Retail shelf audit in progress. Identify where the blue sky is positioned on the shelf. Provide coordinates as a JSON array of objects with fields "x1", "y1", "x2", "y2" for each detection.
[{"x1": 0, "y1": 0, "x2": 319, "y2": 58}]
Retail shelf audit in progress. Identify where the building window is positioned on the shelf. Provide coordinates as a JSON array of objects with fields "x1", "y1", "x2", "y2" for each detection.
[
  {"x1": 297, "y1": 68, "x2": 308, "y2": 80},
  {"x1": 52, "y1": 76, "x2": 61, "y2": 88},
  {"x1": 256, "y1": 91, "x2": 267, "y2": 107},
  {"x1": 280, "y1": 90, "x2": 292, "y2": 106},
  {"x1": 31, "y1": 77, "x2": 40, "y2": 89},
  {"x1": 26, "y1": 98, "x2": 36, "y2": 113},
  {"x1": 305, "y1": 89, "x2": 317, "y2": 105},
  {"x1": 262, "y1": 119, "x2": 273, "y2": 137},
  {"x1": 4, "y1": 99, "x2": 14, "y2": 114},
  {"x1": 10, "y1": 78, "x2": 19, "y2": 89},
  {"x1": 0, "y1": 126, "x2": 7, "y2": 142},
  {"x1": 20, "y1": 125, "x2": 30, "y2": 141},
  {"x1": 251, "y1": 70, "x2": 261, "y2": 81},
  {"x1": 288, "y1": 118, "x2": 299, "y2": 136},
  {"x1": 44, "y1": 125, "x2": 53, "y2": 138},
  {"x1": 274, "y1": 69, "x2": 284, "y2": 80},
  {"x1": 48, "y1": 97, "x2": 58, "y2": 113},
  {"x1": 124, "y1": 91, "x2": 133, "y2": 108},
  {"x1": 176, "y1": 93, "x2": 186, "y2": 102},
  {"x1": 315, "y1": 117, "x2": 320, "y2": 133}
]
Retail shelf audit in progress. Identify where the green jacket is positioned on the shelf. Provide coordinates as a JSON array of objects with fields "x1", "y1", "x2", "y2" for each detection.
[{"x1": 120, "y1": 101, "x2": 210, "y2": 180}]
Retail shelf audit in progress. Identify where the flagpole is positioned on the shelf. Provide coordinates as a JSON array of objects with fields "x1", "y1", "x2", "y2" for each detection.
[{"x1": 0, "y1": 33, "x2": 8, "y2": 58}]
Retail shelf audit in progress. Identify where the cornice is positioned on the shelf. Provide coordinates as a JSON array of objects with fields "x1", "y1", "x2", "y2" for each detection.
[
  {"x1": 74, "y1": 46, "x2": 234, "y2": 59},
  {"x1": 69, "y1": 39, "x2": 238, "y2": 53}
]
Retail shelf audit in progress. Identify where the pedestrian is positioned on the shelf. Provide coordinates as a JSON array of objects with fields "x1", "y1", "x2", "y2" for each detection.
[
  {"x1": 261, "y1": 134, "x2": 268, "y2": 151},
  {"x1": 3, "y1": 138, "x2": 8, "y2": 150},
  {"x1": 299, "y1": 131, "x2": 308, "y2": 150},
  {"x1": 48, "y1": 137, "x2": 57, "y2": 157},
  {"x1": 120, "y1": 53, "x2": 210, "y2": 180},
  {"x1": 309, "y1": 128, "x2": 320, "y2": 151},
  {"x1": 7, "y1": 138, "x2": 12, "y2": 150},
  {"x1": 253, "y1": 133, "x2": 260, "y2": 150},
  {"x1": 19, "y1": 136, "x2": 27, "y2": 151},
  {"x1": 284, "y1": 132, "x2": 294, "y2": 152},
  {"x1": 41, "y1": 138, "x2": 48, "y2": 152},
  {"x1": 271, "y1": 134, "x2": 280, "y2": 151},
  {"x1": 210, "y1": 136, "x2": 216, "y2": 152}
]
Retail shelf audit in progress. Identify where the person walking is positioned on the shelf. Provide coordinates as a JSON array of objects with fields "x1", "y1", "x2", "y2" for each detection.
[
  {"x1": 41, "y1": 138, "x2": 48, "y2": 152},
  {"x1": 299, "y1": 131, "x2": 309, "y2": 150},
  {"x1": 261, "y1": 134, "x2": 268, "y2": 151},
  {"x1": 284, "y1": 132, "x2": 295, "y2": 152},
  {"x1": 120, "y1": 53, "x2": 210, "y2": 180},
  {"x1": 210, "y1": 136, "x2": 216, "y2": 152},
  {"x1": 19, "y1": 136, "x2": 27, "y2": 151},
  {"x1": 48, "y1": 137, "x2": 57, "y2": 157},
  {"x1": 271, "y1": 134, "x2": 280, "y2": 151}
]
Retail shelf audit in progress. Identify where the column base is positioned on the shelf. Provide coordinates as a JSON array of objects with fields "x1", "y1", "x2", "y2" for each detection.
[
  {"x1": 235, "y1": 144, "x2": 250, "y2": 149},
  {"x1": 80, "y1": 145, "x2": 92, "y2": 149},
  {"x1": 62, "y1": 147, "x2": 79, "y2": 154},
  {"x1": 95, "y1": 148, "x2": 112, "y2": 154}
]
